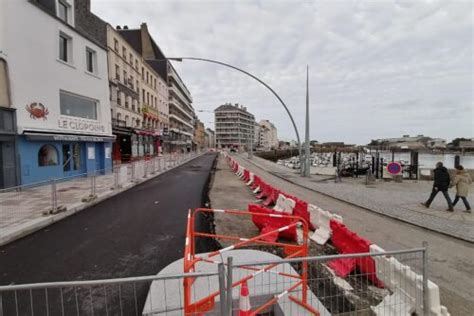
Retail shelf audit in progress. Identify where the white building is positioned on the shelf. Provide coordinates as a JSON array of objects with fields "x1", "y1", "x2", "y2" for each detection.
[
  {"x1": 0, "y1": 0, "x2": 113, "y2": 185},
  {"x1": 258, "y1": 119, "x2": 278, "y2": 150},
  {"x1": 215, "y1": 103, "x2": 255, "y2": 150}
]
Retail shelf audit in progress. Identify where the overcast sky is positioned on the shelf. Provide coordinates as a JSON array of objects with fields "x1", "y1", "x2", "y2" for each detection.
[{"x1": 92, "y1": 0, "x2": 473, "y2": 144}]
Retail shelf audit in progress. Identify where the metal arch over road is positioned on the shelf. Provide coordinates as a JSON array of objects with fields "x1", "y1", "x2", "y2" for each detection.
[{"x1": 168, "y1": 57, "x2": 306, "y2": 176}]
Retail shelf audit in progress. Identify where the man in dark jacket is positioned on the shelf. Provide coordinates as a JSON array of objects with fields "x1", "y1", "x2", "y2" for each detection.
[{"x1": 421, "y1": 162, "x2": 453, "y2": 211}]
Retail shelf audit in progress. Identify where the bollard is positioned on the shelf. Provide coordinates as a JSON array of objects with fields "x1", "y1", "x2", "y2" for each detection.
[
  {"x1": 131, "y1": 162, "x2": 136, "y2": 181},
  {"x1": 422, "y1": 241, "x2": 429, "y2": 316},
  {"x1": 51, "y1": 179, "x2": 58, "y2": 212},
  {"x1": 218, "y1": 263, "x2": 227, "y2": 316},
  {"x1": 226, "y1": 256, "x2": 233, "y2": 316},
  {"x1": 113, "y1": 166, "x2": 119, "y2": 189}
]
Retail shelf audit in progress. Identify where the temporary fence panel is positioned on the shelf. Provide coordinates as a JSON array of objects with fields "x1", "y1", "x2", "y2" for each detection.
[
  {"x1": 0, "y1": 271, "x2": 222, "y2": 316},
  {"x1": 233, "y1": 248, "x2": 430, "y2": 316}
]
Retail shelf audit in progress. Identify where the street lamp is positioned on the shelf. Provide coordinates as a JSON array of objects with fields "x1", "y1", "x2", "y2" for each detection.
[{"x1": 167, "y1": 57, "x2": 306, "y2": 176}]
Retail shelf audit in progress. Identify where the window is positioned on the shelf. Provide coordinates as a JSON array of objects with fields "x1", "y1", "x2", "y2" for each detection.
[
  {"x1": 114, "y1": 39, "x2": 119, "y2": 51},
  {"x1": 142, "y1": 89, "x2": 145, "y2": 103},
  {"x1": 117, "y1": 91, "x2": 122, "y2": 105},
  {"x1": 141, "y1": 67, "x2": 144, "y2": 79},
  {"x1": 122, "y1": 47, "x2": 126, "y2": 58},
  {"x1": 136, "y1": 80, "x2": 139, "y2": 92},
  {"x1": 129, "y1": 53, "x2": 133, "y2": 64},
  {"x1": 125, "y1": 115, "x2": 129, "y2": 126},
  {"x1": 60, "y1": 91, "x2": 98, "y2": 120},
  {"x1": 135, "y1": 59, "x2": 138, "y2": 69},
  {"x1": 59, "y1": 33, "x2": 70, "y2": 62},
  {"x1": 123, "y1": 70, "x2": 127, "y2": 84},
  {"x1": 85, "y1": 47, "x2": 96, "y2": 74},
  {"x1": 38, "y1": 145, "x2": 58, "y2": 166},
  {"x1": 58, "y1": 1, "x2": 68, "y2": 23},
  {"x1": 115, "y1": 65, "x2": 120, "y2": 80}
]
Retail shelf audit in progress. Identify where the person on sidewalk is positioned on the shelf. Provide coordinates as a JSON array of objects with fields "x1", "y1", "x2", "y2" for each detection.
[
  {"x1": 450, "y1": 165, "x2": 472, "y2": 213},
  {"x1": 421, "y1": 162, "x2": 454, "y2": 211}
]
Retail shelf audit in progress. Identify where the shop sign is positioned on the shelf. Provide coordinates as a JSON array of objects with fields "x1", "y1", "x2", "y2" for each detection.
[{"x1": 58, "y1": 116, "x2": 106, "y2": 133}]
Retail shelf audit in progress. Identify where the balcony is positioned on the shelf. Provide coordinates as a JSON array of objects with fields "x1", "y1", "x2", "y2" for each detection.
[
  {"x1": 168, "y1": 96, "x2": 194, "y2": 120},
  {"x1": 112, "y1": 118, "x2": 127, "y2": 128}
]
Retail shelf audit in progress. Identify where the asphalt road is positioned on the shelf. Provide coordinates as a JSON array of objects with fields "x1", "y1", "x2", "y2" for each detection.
[{"x1": 0, "y1": 153, "x2": 218, "y2": 315}]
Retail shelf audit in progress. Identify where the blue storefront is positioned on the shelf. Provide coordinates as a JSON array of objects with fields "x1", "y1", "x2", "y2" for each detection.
[{"x1": 18, "y1": 132, "x2": 114, "y2": 185}]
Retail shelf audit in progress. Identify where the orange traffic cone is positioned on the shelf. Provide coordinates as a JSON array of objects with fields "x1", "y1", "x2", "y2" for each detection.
[{"x1": 239, "y1": 281, "x2": 251, "y2": 316}]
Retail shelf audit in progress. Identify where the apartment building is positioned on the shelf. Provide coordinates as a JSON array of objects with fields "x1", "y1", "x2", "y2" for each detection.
[
  {"x1": 0, "y1": 0, "x2": 113, "y2": 185},
  {"x1": 194, "y1": 119, "x2": 205, "y2": 150},
  {"x1": 258, "y1": 119, "x2": 278, "y2": 150},
  {"x1": 167, "y1": 64, "x2": 195, "y2": 152},
  {"x1": 120, "y1": 23, "x2": 191, "y2": 153},
  {"x1": 214, "y1": 103, "x2": 255, "y2": 150}
]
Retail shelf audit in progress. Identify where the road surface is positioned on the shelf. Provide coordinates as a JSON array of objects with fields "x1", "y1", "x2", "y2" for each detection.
[{"x1": 0, "y1": 153, "x2": 217, "y2": 315}]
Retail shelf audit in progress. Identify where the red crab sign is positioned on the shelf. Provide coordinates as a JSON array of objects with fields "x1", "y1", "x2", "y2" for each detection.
[{"x1": 26, "y1": 102, "x2": 49, "y2": 120}]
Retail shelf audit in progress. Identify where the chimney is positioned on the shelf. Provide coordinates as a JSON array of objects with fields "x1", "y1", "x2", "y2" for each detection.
[
  {"x1": 116, "y1": 25, "x2": 121, "y2": 30},
  {"x1": 123, "y1": 25, "x2": 129, "y2": 30}
]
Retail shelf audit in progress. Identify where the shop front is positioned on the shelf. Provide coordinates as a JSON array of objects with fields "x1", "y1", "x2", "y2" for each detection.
[{"x1": 18, "y1": 133, "x2": 114, "y2": 185}]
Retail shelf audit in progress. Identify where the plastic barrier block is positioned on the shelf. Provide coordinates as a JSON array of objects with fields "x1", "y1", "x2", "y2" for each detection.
[
  {"x1": 330, "y1": 220, "x2": 382, "y2": 287},
  {"x1": 246, "y1": 173, "x2": 254, "y2": 186},
  {"x1": 279, "y1": 192, "x2": 316, "y2": 231},
  {"x1": 255, "y1": 183, "x2": 268, "y2": 199},
  {"x1": 262, "y1": 187, "x2": 279, "y2": 206},
  {"x1": 273, "y1": 194, "x2": 296, "y2": 214},
  {"x1": 248, "y1": 204, "x2": 297, "y2": 242},
  {"x1": 327, "y1": 258, "x2": 357, "y2": 278},
  {"x1": 243, "y1": 170, "x2": 250, "y2": 182},
  {"x1": 309, "y1": 206, "x2": 342, "y2": 245},
  {"x1": 250, "y1": 176, "x2": 260, "y2": 190}
]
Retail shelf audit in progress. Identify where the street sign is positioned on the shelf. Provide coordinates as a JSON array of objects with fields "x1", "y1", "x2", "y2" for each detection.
[{"x1": 386, "y1": 162, "x2": 402, "y2": 175}]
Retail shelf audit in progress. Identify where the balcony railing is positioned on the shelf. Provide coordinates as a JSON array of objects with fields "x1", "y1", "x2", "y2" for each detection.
[{"x1": 112, "y1": 118, "x2": 127, "y2": 127}]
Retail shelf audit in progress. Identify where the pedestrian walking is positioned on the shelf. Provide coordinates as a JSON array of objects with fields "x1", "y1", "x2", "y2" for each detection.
[
  {"x1": 450, "y1": 165, "x2": 472, "y2": 213},
  {"x1": 421, "y1": 162, "x2": 454, "y2": 211}
]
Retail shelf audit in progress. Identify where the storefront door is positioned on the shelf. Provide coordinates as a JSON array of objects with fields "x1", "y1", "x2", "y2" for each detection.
[
  {"x1": 62, "y1": 143, "x2": 84, "y2": 177},
  {"x1": 95, "y1": 143, "x2": 104, "y2": 171}
]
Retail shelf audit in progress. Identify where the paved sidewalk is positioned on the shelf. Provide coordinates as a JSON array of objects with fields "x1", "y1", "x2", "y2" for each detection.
[
  {"x1": 0, "y1": 153, "x2": 201, "y2": 246},
  {"x1": 235, "y1": 154, "x2": 474, "y2": 242}
]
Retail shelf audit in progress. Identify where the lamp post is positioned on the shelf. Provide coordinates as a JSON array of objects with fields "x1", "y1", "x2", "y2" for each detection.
[{"x1": 167, "y1": 57, "x2": 306, "y2": 176}]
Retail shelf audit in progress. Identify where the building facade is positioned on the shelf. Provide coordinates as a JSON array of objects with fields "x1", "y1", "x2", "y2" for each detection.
[
  {"x1": 119, "y1": 23, "x2": 185, "y2": 153},
  {"x1": 258, "y1": 119, "x2": 278, "y2": 150},
  {"x1": 214, "y1": 103, "x2": 255, "y2": 150},
  {"x1": 108, "y1": 25, "x2": 169, "y2": 162},
  {"x1": 1, "y1": 0, "x2": 113, "y2": 185},
  {"x1": 205, "y1": 128, "x2": 215, "y2": 149},
  {"x1": 168, "y1": 64, "x2": 194, "y2": 152},
  {"x1": 194, "y1": 119, "x2": 205, "y2": 150}
]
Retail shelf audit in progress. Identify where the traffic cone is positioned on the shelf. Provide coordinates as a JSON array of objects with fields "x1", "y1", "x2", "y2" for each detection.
[{"x1": 239, "y1": 281, "x2": 251, "y2": 316}]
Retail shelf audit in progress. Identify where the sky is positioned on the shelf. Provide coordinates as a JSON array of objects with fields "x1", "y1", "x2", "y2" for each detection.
[{"x1": 92, "y1": 0, "x2": 473, "y2": 144}]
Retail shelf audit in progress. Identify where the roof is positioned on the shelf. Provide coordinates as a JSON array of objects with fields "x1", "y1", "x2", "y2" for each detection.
[{"x1": 118, "y1": 29, "x2": 142, "y2": 54}]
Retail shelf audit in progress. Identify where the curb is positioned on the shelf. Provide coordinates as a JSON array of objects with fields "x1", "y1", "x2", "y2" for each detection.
[
  {"x1": 236, "y1": 154, "x2": 473, "y2": 243},
  {"x1": 0, "y1": 154, "x2": 207, "y2": 247}
]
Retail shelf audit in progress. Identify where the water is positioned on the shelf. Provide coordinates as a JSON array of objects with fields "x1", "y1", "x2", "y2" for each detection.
[{"x1": 374, "y1": 151, "x2": 474, "y2": 169}]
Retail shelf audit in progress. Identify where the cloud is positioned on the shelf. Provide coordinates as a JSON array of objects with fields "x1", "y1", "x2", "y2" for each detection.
[{"x1": 92, "y1": 0, "x2": 473, "y2": 144}]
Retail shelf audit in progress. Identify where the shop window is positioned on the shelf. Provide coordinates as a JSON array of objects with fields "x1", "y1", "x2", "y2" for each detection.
[
  {"x1": 60, "y1": 91, "x2": 98, "y2": 120},
  {"x1": 38, "y1": 145, "x2": 59, "y2": 166}
]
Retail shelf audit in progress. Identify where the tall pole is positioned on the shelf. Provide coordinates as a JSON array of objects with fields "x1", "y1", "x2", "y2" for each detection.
[
  {"x1": 166, "y1": 57, "x2": 303, "y2": 175},
  {"x1": 304, "y1": 65, "x2": 311, "y2": 177}
]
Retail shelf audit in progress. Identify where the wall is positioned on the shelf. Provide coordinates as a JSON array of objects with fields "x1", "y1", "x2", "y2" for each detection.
[{"x1": 2, "y1": 0, "x2": 112, "y2": 137}]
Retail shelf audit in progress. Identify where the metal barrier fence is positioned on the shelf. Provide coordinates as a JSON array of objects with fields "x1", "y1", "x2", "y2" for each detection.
[
  {"x1": 0, "y1": 152, "x2": 202, "y2": 236},
  {"x1": 0, "y1": 247, "x2": 431, "y2": 316},
  {"x1": 231, "y1": 248, "x2": 428, "y2": 315},
  {"x1": 0, "y1": 271, "x2": 221, "y2": 316}
]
